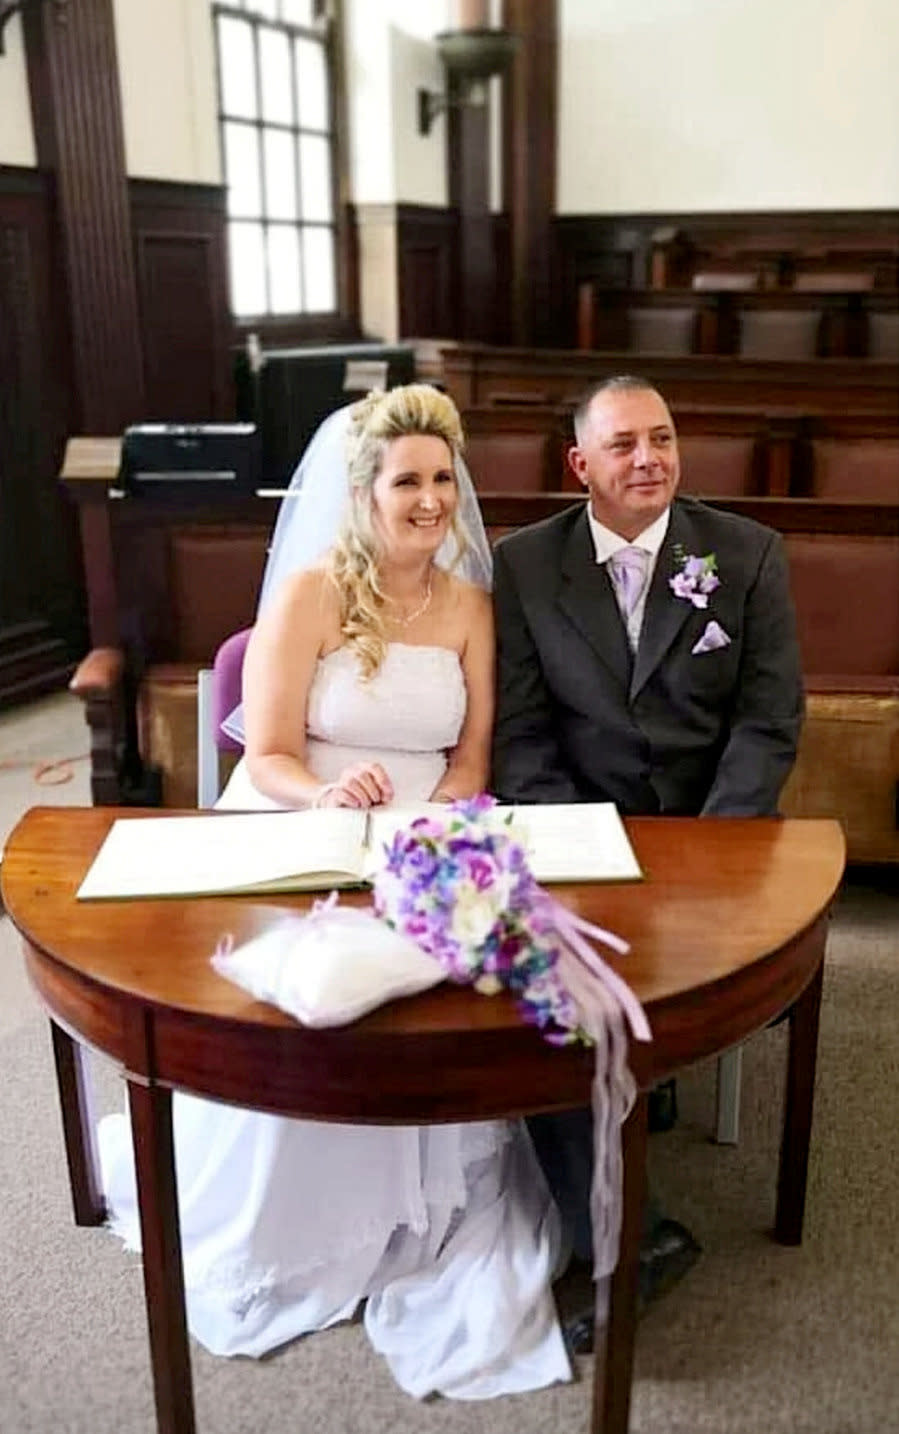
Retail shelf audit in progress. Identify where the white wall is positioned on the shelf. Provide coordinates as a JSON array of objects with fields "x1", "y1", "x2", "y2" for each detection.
[
  {"x1": 112, "y1": 0, "x2": 220, "y2": 182},
  {"x1": 345, "y1": 0, "x2": 450, "y2": 206},
  {"x1": 558, "y1": 0, "x2": 899, "y2": 213},
  {"x1": 0, "y1": 14, "x2": 37, "y2": 167},
  {"x1": 345, "y1": 0, "x2": 502, "y2": 209}
]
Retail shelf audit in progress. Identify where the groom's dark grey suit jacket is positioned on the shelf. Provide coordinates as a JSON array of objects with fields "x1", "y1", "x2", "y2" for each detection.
[{"x1": 492, "y1": 495, "x2": 804, "y2": 816}]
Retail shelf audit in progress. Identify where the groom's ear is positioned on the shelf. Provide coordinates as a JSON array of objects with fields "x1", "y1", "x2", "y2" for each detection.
[{"x1": 567, "y1": 443, "x2": 588, "y2": 489}]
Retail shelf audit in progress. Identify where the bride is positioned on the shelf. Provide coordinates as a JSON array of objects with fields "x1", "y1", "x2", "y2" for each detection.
[{"x1": 98, "y1": 383, "x2": 571, "y2": 1399}]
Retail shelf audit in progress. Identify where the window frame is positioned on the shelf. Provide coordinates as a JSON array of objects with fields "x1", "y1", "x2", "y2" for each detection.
[{"x1": 212, "y1": 0, "x2": 357, "y2": 343}]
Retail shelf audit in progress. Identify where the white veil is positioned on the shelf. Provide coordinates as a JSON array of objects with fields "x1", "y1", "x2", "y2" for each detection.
[
  {"x1": 222, "y1": 392, "x2": 493, "y2": 743},
  {"x1": 258, "y1": 396, "x2": 492, "y2": 612}
]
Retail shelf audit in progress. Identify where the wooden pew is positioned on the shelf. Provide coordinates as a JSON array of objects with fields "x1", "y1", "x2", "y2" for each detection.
[
  {"x1": 461, "y1": 402, "x2": 899, "y2": 501},
  {"x1": 443, "y1": 343, "x2": 899, "y2": 420}
]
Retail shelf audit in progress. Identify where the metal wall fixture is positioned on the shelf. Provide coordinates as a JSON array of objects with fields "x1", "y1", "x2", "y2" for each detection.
[
  {"x1": 417, "y1": 27, "x2": 518, "y2": 136},
  {"x1": 0, "y1": 0, "x2": 69, "y2": 55}
]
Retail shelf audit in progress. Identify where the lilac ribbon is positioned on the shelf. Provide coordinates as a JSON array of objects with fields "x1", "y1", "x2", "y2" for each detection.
[{"x1": 538, "y1": 894, "x2": 652, "y2": 1293}]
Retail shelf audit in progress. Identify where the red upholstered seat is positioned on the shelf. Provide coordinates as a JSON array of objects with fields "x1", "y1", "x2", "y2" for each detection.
[
  {"x1": 170, "y1": 532, "x2": 266, "y2": 661},
  {"x1": 785, "y1": 533, "x2": 899, "y2": 678},
  {"x1": 465, "y1": 432, "x2": 551, "y2": 492},
  {"x1": 677, "y1": 435, "x2": 759, "y2": 497},
  {"x1": 810, "y1": 439, "x2": 899, "y2": 502}
]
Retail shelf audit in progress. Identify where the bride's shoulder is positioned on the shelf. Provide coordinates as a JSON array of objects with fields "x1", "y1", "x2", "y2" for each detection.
[
  {"x1": 261, "y1": 565, "x2": 340, "y2": 633},
  {"x1": 440, "y1": 570, "x2": 491, "y2": 614}
]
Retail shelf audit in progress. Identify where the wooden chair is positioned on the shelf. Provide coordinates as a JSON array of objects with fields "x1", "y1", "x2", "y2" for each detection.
[
  {"x1": 738, "y1": 308, "x2": 822, "y2": 360},
  {"x1": 629, "y1": 307, "x2": 697, "y2": 355}
]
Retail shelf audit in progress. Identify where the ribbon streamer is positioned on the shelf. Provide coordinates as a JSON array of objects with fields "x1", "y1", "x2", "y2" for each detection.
[{"x1": 545, "y1": 897, "x2": 652, "y2": 1293}]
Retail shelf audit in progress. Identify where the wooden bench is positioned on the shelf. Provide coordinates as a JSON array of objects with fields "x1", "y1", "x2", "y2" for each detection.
[
  {"x1": 443, "y1": 344, "x2": 899, "y2": 419},
  {"x1": 62, "y1": 445, "x2": 899, "y2": 864},
  {"x1": 460, "y1": 402, "x2": 899, "y2": 503}
]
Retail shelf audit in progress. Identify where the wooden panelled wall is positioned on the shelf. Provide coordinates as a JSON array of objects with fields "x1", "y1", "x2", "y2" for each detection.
[{"x1": 0, "y1": 165, "x2": 231, "y2": 707}]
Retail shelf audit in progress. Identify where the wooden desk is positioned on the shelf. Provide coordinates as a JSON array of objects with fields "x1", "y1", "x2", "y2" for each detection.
[{"x1": 0, "y1": 809, "x2": 845, "y2": 1434}]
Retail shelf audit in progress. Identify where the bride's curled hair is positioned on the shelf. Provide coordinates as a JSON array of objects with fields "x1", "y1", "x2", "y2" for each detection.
[{"x1": 328, "y1": 384, "x2": 468, "y2": 678}]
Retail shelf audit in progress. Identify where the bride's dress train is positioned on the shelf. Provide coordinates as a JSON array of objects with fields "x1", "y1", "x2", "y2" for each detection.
[{"x1": 98, "y1": 645, "x2": 571, "y2": 1398}]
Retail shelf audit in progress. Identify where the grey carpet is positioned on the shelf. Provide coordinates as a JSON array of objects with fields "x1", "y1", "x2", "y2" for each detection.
[{"x1": 1, "y1": 695, "x2": 897, "y2": 1433}]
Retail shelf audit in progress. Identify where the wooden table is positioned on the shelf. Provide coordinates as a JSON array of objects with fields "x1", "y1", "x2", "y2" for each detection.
[{"x1": 0, "y1": 808, "x2": 845, "y2": 1434}]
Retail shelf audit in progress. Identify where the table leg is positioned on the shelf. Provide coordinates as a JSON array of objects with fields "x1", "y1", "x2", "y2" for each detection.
[
  {"x1": 50, "y1": 1020, "x2": 106, "y2": 1226},
  {"x1": 590, "y1": 1092, "x2": 649, "y2": 1434},
  {"x1": 775, "y1": 951, "x2": 825, "y2": 1245},
  {"x1": 128, "y1": 1079, "x2": 196, "y2": 1434}
]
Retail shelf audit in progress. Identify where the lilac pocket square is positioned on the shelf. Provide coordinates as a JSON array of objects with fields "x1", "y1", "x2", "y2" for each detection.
[{"x1": 692, "y1": 619, "x2": 731, "y2": 655}]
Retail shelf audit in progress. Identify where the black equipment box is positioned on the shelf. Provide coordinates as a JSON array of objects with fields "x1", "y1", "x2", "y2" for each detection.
[
  {"x1": 237, "y1": 343, "x2": 417, "y2": 488},
  {"x1": 119, "y1": 423, "x2": 261, "y2": 498}
]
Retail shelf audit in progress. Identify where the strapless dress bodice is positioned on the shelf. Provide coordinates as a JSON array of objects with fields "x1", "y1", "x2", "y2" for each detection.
[{"x1": 306, "y1": 643, "x2": 465, "y2": 754}]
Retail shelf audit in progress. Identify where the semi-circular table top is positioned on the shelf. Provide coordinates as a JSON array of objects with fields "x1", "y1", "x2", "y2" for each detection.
[{"x1": 1, "y1": 808, "x2": 845, "y2": 1123}]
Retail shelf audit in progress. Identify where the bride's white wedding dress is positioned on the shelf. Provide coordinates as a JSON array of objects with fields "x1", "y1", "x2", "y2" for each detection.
[{"x1": 98, "y1": 643, "x2": 571, "y2": 1399}]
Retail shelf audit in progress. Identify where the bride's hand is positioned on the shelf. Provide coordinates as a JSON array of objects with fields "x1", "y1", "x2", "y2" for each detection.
[{"x1": 314, "y1": 762, "x2": 393, "y2": 809}]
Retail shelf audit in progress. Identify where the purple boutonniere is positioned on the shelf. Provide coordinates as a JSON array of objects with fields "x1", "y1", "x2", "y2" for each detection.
[{"x1": 669, "y1": 549, "x2": 720, "y2": 609}]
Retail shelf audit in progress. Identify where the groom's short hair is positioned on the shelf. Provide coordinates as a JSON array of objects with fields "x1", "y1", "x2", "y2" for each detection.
[{"x1": 572, "y1": 374, "x2": 666, "y2": 443}]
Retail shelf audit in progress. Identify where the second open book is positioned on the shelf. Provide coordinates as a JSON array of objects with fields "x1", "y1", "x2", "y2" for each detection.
[{"x1": 76, "y1": 801, "x2": 643, "y2": 901}]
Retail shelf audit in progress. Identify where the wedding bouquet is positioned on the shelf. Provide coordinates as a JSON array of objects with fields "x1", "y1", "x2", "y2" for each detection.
[{"x1": 373, "y1": 793, "x2": 647, "y2": 1047}]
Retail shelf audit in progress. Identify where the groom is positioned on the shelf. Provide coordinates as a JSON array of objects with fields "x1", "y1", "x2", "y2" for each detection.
[{"x1": 491, "y1": 375, "x2": 804, "y2": 1338}]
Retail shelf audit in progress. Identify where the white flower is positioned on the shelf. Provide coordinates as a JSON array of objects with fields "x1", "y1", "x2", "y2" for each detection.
[{"x1": 450, "y1": 877, "x2": 507, "y2": 950}]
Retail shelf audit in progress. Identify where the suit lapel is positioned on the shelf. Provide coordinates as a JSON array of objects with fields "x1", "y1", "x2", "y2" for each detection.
[
  {"x1": 630, "y1": 505, "x2": 695, "y2": 700},
  {"x1": 557, "y1": 509, "x2": 632, "y2": 690}
]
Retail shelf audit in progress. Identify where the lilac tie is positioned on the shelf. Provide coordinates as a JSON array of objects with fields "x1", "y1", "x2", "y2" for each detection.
[{"x1": 608, "y1": 546, "x2": 648, "y2": 621}]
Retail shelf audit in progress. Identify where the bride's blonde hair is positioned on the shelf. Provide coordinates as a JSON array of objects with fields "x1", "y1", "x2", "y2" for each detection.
[{"x1": 328, "y1": 384, "x2": 467, "y2": 678}]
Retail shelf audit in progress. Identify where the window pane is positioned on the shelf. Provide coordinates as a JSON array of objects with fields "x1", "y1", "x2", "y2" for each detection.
[
  {"x1": 295, "y1": 36, "x2": 328, "y2": 131},
  {"x1": 217, "y1": 16, "x2": 258, "y2": 120},
  {"x1": 229, "y1": 222, "x2": 267, "y2": 316},
  {"x1": 259, "y1": 25, "x2": 293, "y2": 124},
  {"x1": 302, "y1": 226, "x2": 335, "y2": 312},
  {"x1": 268, "y1": 226, "x2": 303, "y2": 313},
  {"x1": 223, "y1": 122, "x2": 262, "y2": 217},
  {"x1": 299, "y1": 133, "x2": 332, "y2": 222},
  {"x1": 244, "y1": 0, "x2": 277, "y2": 17},
  {"x1": 264, "y1": 129, "x2": 298, "y2": 220},
  {"x1": 281, "y1": 0, "x2": 314, "y2": 23}
]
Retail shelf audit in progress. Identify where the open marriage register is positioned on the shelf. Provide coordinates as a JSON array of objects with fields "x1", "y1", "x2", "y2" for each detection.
[{"x1": 76, "y1": 802, "x2": 643, "y2": 901}]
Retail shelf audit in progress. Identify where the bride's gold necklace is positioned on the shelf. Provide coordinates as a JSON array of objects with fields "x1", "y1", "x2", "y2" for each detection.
[{"x1": 387, "y1": 569, "x2": 433, "y2": 627}]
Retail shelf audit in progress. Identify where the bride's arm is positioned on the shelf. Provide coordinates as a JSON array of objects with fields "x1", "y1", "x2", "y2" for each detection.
[
  {"x1": 243, "y1": 570, "x2": 392, "y2": 808},
  {"x1": 430, "y1": 587, "x2": 494, "y2": 802}
]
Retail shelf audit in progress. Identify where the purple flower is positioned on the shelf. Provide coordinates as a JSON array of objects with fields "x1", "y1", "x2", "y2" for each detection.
[{"x1": 669, "y1": 551, "x2": 720, "y2": 610}]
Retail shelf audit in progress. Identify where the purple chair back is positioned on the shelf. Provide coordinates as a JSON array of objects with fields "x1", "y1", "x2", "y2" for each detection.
[{"x1": 213, "y1": 627, "x2": 252, "y2": 754}]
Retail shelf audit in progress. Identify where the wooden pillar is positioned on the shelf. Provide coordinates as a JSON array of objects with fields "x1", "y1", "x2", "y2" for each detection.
[
  {"x1": 502, "y1": 0, "x2": 557, "y2": 346},
  {"x1": 447, "y1": 76, "x2": 495, "y2": 343},
  {"x1": 23, "y1": 0, "x2": 145, "y2": 433}
]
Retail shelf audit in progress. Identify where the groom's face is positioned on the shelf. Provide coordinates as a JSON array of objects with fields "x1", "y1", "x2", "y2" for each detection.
[{"x1": 568, "y1": 387, "x2": 680, "y2": 540}]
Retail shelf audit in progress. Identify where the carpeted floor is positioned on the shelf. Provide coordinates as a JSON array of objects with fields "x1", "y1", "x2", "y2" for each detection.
[{"x1": 0, "y1": 692, "x2": 897, "y2": 1434}]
